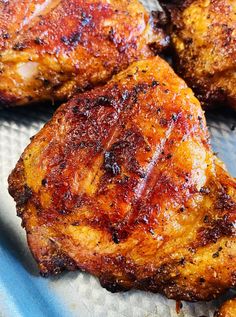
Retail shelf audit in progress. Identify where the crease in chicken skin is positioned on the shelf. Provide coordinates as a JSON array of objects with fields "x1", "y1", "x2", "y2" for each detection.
[
  {"x1": 0, "y1": 0, "x2": 168, "y2": 106},
  {"x1": 8, "y1": 56, "x2": 236, "y2": 301},
  {"x1": 161, "y1": 0, "x2": 236, "y2": 109}
]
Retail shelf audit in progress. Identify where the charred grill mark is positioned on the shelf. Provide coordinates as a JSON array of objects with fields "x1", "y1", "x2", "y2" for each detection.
[
  {"x1": 195, "y1": 216, "x2": 235, "y2": 248},
  {"x1": 106, "y1": 116, "x2": 178, "y2": 241}
]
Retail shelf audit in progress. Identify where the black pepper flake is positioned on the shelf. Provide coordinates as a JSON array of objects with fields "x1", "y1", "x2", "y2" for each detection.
[
  {"x1": 81, "y1": 12, "x2": 92, "y2": 26},
  {"x1": 112, "y1": 231, "x2": 120, "y2": 244},
  {"x1": 212, "y1": 247, "x2": 223, "y2": 258},
  {"x1": 41, "y1": 178, "x2": 47, "y2": 186},
  {"x1": 13, "y1": 42, "x2": 26, "y2": 51},
  {"x1": 166, "y1": 153, "x2": 172, "y2": 159},
  {"x1": 151, "y1": 80, "x2": 159, "y2": 87},
  {"x1": 212, "y1": 251, "x2": 219, "y2": 258},
  {"x1": 2, "y1": 32, "x2": 10, "y2": 39},
  {"x1": 72, "y1": 106, "x2": 79, "y2": 114},
  {"x1": 104, "y1": 152, "x2": 121, "y2": 176},
  {"x1": 172, "y1": 113, "x2": 178, "y2": 122},
  {"x1": 179, "y1": 257, "x2": 185, "y2": 265},
  {"x1": 34, "y1": 37, "x2": 44, "y2": 45},
  {"x1": 200, "y1": 187, "x2": 210, "y2": 194}
]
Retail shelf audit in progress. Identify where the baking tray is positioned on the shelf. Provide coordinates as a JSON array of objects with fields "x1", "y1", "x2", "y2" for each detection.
[{"x1": 1, "y1": 1, "x2": 236, "y2": 316}]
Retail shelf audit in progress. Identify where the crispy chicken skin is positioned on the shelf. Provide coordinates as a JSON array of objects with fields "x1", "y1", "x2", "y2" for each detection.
[
  {"x1": 216, "y1": 298, "x2": 236, "y2": 317},
  {"x1": 161, "y1": 0, "x2": 236, "y2": 108},
  {"x1": 8, "y1": 56, "x2": 236, "y2": 301},
  {"x1": 0, "y1": 0, "x2": 167, "y2": 107}
]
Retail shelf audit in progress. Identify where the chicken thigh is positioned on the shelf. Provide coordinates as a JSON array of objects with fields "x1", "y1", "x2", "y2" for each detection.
[
  {"x1": 9, "y1": 56, "x2": 236, "y2": 301},
  {"x1": 161, "y1": 0, "x2": 236, "y2": 108},
  {"x1": 0, "y1": 0, "x2": 167, "y2": 106}
]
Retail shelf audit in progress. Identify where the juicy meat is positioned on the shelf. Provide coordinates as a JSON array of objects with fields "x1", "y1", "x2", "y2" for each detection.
[
  {"x1": 161, "y1": 0, "x2": 236, "y2": 109},
  {"x1": 8, "y1": 56, "x2": 236, "y2": 301},
  {"x1": 0, "y1": 0, "x2": 167, "y2": 106},
  {"x1": 216, "y1": 298, "x2": 236, "y2": 317}
]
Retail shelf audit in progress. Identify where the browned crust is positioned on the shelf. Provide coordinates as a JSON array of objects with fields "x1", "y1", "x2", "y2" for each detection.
[
  {"x1": 160, "y1": 0, "x2": 236, "y2": 109},
  {"x1": 8, "y1": 57, "x2": 236, "y2": 301}
]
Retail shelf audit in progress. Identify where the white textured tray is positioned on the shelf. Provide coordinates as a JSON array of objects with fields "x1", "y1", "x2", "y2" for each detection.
[{"x1": 1, "y1": 1, "x2": 236, "y2": 316}]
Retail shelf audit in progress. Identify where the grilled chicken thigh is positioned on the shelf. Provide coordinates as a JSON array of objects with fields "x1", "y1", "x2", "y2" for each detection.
[
  {"x1": 161, "y1": 0, "x2": 236, "y2": 108},
  {"x1": 0, "y1": 0, "x2": 167, "y2": 106},
  {"x1": 216, "y1": 298, "x2": 236, "y2": 317},
  {"x1": 9, "y1": 56, "x2": 236, "y2": 301}
]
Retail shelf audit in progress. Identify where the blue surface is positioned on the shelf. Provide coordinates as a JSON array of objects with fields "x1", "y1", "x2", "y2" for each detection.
[{"x1": 0, "y1": 225, "x2": 71, "y2": 317}]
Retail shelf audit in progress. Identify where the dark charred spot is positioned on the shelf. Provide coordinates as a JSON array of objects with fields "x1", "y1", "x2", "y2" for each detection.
[
  {"x1": 203, "y1": 215, "x2": 209, "y2": 223},
  {"x1": 184, "y1": 37, "x2": 193, "y2": 45},
  {"x1": 197, "y1": 216, "x2": 234, "y2": 247},
  {"x1": 58, "y1": 209, "x2": 71, "y2": 215},
  {"x1": 118, "y1": 175, "x2": 129, "y2": 184},
  {"x1": 104, "y1": 151, "x2": 121, "y2": 176},
  {"x1": 159, "y1": 118, "x2": 168, "y2": 126},
  {"x1": 2, "y1": 32, "x2": 10, "y2": 39},
  {"x1": 108, "y1": 27, "x2": 115, "y2": 42},
  {"x1": 151, "y1": 80, "x2": 159, "y2": 87},
  {"x1": 43, "y1": 79, "x2": 50, "y2": 87},
  {"x1": 198, "y1": 116, "x2": 204, "y2": 129},
  {"x1": 166, "y1": 153, "x2": 172, "y2": 159},
  {"x1": 59, "y1": 162, "x2": 66, "y2": 169},
  {"x1": 199, "y1": 277, "x2": 205, "y2": 283},
  {"x1": 72, "y1": 221, "x2": 81, "y2": 226},
  {"x1": 212, "y1": 247, "x2": 223, "y2": 258},
  {"x1": 200, "y1": 187, "x2": 210, "y2": 194},
  {"x1": 151, "y1": 10, "x2": 168, "y2": 28},
  {"x1": 34, "y1": 37, "x2": 44, "y2": 45},
  {"x1": 99, "y1": 275, "x2": 130, "y2": 293},
  {"x1": 134, "y1": 83, "x2": 149, "y2": 95},
  {"x1": 172, "y1": 113, "x2": 178, "y2": 122},
  {"x1": 13, "y1": 42, "x2": 26, "y2": 51},
  {"x1": 145, "y1": 145, "x2": 151, "y2": 152},
  {"x1": 94, "y1": 95, "x2": 112, "y2": 106},
  {"x1": 72, "y1": 106, "x2": 79, "y2": 114},
  {"x1": 18, "y1": 185, "x2": 32, "y2": 206},
  {"x1": 112, "y1": 231, "x2": 120, "y2": 244},
  {"x1": 215, "y1": 191, "x2": 236, "y2": 210},
  {"x1": 41, "y1": 178, "x2": 47, "y2": 186},
  {"x1": 81, "y1": 12, "x2": 92, "y2": 26},
  {"x1": 179, "y1": 257, "x2": 185, "y2": 265},
  {"x1": 122, "y1": 90, "x2": 130, "y2": 101},
  {"x1": 61, "y1": 32, "x2": 81, "y2": 46}
]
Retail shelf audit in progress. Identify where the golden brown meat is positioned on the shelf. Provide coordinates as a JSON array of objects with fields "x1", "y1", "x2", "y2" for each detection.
[
  {"x1": 8, "y1": 56, "x2": 236, "y2": 301},
  {"x1": 216, "y1": 298, "x2": 236, "y2": 317},
  {"x1": 0, "y1": 0, "x2": 167, "y2": 107},
  {"x1": 161, "y1": 0, "x2": 236, "y2": 108}
]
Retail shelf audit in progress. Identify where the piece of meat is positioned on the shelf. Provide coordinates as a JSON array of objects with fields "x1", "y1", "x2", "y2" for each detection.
[
  {"x1": 8, "y1": 56, "x2": 236, "y2": 301},
  {"x1": 160, "y1": 0, "x2": 236, "y2": 109},
  {"x1": 215, "y1": 298, "x2": 236, "y2": 317},
  {"x1": 0, "y1": 0, "x2": 168, "y2": 107}
]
